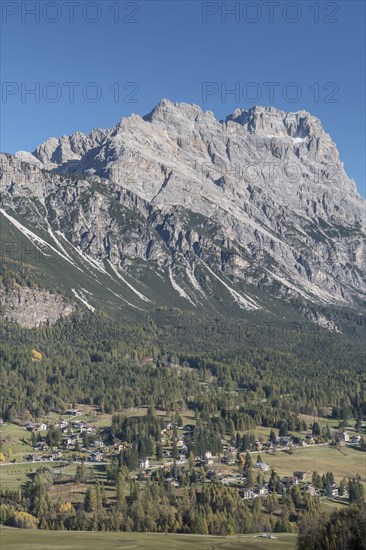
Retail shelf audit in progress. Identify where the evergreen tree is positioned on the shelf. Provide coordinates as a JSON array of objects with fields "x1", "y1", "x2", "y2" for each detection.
[
  {"x1": 244, "y1": 452, "x2": 253, "y2": 471},
  {"x1": 84, "y1": 487, "x2": 97, "y2": 512},
  {"x1": 312, "y1": 471, "x2": 322, "y2": 489},
  {"x1": 312, "y1": 422, "x2": 320, "y2": 436},
  {"x1": 75, "y1": 463, "x2": 87, "y2": 484},
  {"x1": 349, "y1": 478, "x2": 365, "y2": 503}
]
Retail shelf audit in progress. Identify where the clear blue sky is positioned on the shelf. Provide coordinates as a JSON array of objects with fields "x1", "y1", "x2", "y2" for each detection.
[{"x1": 1, "y1": 0, "x2": 365, "y2": 195}]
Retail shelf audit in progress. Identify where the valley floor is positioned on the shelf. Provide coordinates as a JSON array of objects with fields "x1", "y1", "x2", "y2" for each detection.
[{"x1": 0, "y1": 527, "x2": 297, "y2": 550}]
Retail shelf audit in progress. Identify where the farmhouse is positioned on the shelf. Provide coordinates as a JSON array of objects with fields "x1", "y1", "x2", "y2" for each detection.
[
  {"x1": 222, "y1": 453, "x2": 236, "y2": 465},
  {"x1": 241, "y1": 488, "x2": 255, "y2": 500},
  {"x1": 303, "y1": 484, "x2": 318, "y2": 496},
  {"x1": 255, "y1": 486, "x2": 268, "y2": 496},
  {"x1": 138, "y1": 458, "x2": 150, "y2": 469},
  {"x1": 71, "y1": 420, "x2": 85, "y2": 429},
  {"x1": 255, "y1": 462, "x2": 270, "y2": 471},
  {"x1": 183, "y1": 424, "x2": 195, "y2": 432},
  {"x1": 26, "y1": 422, "x2": 47, "y2": 432},
  {"x1": 34, "y1": 442, "x2": 49, "y2": 451},
  {"x1": 52, "y1": 451, "x2": 63, "y2": 459},
  {"x1": 282, "y1": 476, "x2": 298, "y2": 486},
  {"x1": 90, "y1": 451, "x2": 103, "y2": 462},
  {"x1": 276, "y1": 436, "x2": 292, "y2": 446},
  {"x1": 64, "y1": 409, "x2": 82, "y2": 416},
  {"x1": 56, "y1": 421, "x2": 68, "y2": 429},
  {"x1": 26, "y1": 454, "x2": 39, "y2": 462}
]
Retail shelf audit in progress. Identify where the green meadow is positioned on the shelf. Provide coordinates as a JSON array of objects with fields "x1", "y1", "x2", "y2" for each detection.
[{"x1": 0, "y1": 527, "x2": 297, "y2": 550}]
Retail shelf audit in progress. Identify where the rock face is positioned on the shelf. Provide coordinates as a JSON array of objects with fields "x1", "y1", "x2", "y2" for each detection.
[
  {"x1": 0, "y1": 100, "x2": 365, "y2": 324},
  {"x1": 0, "y1": 285, "x2": 75, "y2": 328}
]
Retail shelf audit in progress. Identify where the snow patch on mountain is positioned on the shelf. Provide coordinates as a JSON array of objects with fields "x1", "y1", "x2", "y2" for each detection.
[
  {"x1": 169, "y1": 266, "x2": 196, "y2": 306},
  {"x1": 200, "y1": 259, "x2": 261, "y2": 311},
  {"x1": 72, "y1": 288, "x2": 95, "y2": 312},
  {"x1": 0, "y1": 209, "x2": 81, "y2": 270},
  {"x1": 108, "y1": 262, "x2": 151, "y2": 303}
]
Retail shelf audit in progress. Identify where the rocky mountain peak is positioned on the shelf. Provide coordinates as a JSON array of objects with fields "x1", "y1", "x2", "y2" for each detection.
[
  {"x1": 2, "y1": 99, "x2": 364, "y2": 327},
  {"x1": 31, "y1": 127, "x2": 111, "y2": 170},
  {"x1": 143, "y1": 98, "x2": 201, "y2": 122},
  {"x1": 226, "y1": 105, "x2": 322, "y2": 140}
]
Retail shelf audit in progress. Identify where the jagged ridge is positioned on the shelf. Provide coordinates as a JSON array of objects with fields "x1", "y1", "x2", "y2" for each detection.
[{"x1": 0, "y1": 100, "x2": 365, "y2": 328}]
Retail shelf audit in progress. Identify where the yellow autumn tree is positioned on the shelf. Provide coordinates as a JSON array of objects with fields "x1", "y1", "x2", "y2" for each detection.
[
  {"x1": 31, "y1": 349, "x2": 42, "y2": 362},
  {"x1": 13, "y1": 511, "x2": 38, "y2": 528},
  {"x1": 60, "y1": 502, "x2": 73, "y2": 513}
]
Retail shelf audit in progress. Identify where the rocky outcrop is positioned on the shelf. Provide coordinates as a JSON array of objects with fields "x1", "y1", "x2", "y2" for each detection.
[{"x1": 0, "y1": 285, "x2": 75, "y2": 328}]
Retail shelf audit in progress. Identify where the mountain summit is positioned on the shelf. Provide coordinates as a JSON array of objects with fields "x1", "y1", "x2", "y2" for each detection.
[{"x1": 0, "y1": 101, "x2": 364, "y2": 329}]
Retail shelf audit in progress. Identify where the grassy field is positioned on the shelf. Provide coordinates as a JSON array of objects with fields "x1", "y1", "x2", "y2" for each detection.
[
  {"x1": 0, "y1": 462, "x2": 67, "y2": 491},
  {"x1": 256, "y1": 445, "x2": 366, "y2": 483},
  {"x1": 0, "y1": 423, "x2": 34, "y2": 461},
  {"x1": 0, "y1": 528, "x2": 297, "y2": 550},
  {"x1": 252, "y1": 426, "x2": 279, "y2": 440},
  {"x1": 298, "y1": 414, "x2": 363, "y2": 435}
]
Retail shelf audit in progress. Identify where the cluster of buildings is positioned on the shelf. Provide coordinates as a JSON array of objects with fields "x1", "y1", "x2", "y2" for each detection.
[
  {"x1": 25, "y1": 422, "x2": 48, "y2": 432},
  {"x1": 334, "y1": 431, "x2": 361, "y2": 446},
  {"x1": 26, "y1": 450, "x2": 63, "y2": 462},
  {"x1": 25, "y1": 415, "x2": 106, "y2": 463},
  {"x1": 19, "y1": 413, "x2": 362, "y2": 505},
  {"x1": 240, "y1": 471, "x2": 308, "y2": 500}
]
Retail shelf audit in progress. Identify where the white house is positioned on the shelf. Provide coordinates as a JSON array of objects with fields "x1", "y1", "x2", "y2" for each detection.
[
  {"x1": 241, "y1": 489, "x2": 255, "y2": 500},
  {"x1": 39, "y1": 423, "x2": 47, "y2": 431},
  {"x1": 138, "y1": 458, "x2": 150, "y2": 469},
  {"x1": 90, "y1": 451, "x2": 103, "y2": 462}
]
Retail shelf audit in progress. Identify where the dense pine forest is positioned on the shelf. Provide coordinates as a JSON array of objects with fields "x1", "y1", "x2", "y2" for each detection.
[{"x1": 0, "y1": 309, "x2": 365, "y2": 423}]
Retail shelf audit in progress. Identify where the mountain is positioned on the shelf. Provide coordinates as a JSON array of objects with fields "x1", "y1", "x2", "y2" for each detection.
[{"x1": 0, "y1": 100, "x2": 365, "y2": 331}]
